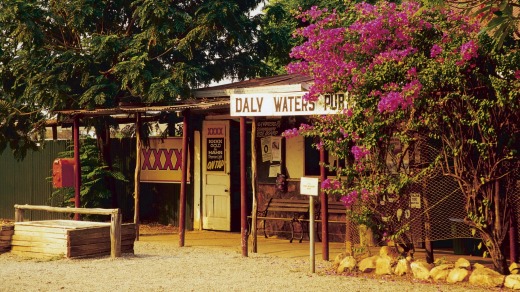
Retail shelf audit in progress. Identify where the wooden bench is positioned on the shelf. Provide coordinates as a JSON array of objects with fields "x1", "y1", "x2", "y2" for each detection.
[
  {"x1": 314, "y1": 201, "x2": 347, "y2": 241},
  {"x1": 249, "y1": 198, "x2": 313, "y2": 243},
  {"x1": 317, "y1": 201, "x2": 347, "y2": 223}
]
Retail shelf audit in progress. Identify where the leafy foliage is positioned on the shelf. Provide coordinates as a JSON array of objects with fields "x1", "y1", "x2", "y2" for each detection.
[
  {"x1": 444, "y1": 0, "x2": 520, "y2": 50},
  {"x1": 50, "y1": 137, "x2": 127, "y2": 221},
  {"x1": 287, "y1": 1, "x2": 519, "y2": 274},
  {"x1": 0, "y1": 0, "x2": 266, "y2": 158}
]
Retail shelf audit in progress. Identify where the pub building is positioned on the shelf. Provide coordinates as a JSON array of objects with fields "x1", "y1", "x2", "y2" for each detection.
[
  {"x1": 56, "y1": 73, "x2": 351, "y2": 260},
  {"x1": 191, "y1": 73, "x2": 349, "y2": 259}
]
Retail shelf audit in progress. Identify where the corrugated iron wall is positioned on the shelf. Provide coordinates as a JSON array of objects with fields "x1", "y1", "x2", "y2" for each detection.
[
  {"x1": 0, "y1": 139, "x2": 193, "y2": 229},
  {"x1": 0, "y1": 141, "x2": 69, "y2": 221}
]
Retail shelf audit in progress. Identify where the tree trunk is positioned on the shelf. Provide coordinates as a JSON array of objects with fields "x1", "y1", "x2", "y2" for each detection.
[
  {"x1": 95, "y1": 121, "x2": 117, "y2": 208},
  {"x1": 482, "y1": 232, "x2": 509, "y2": 274}
]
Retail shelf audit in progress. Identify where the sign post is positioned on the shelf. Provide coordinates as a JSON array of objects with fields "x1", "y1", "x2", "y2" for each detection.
[{"x1": 300, "y1": 177, "x2": 319, "y2": 273}]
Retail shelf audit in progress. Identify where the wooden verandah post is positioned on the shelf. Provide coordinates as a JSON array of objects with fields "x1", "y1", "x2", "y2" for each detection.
[
  {"x1": 73, "y1": 115, "x2": 82, "y2": 221},
  {"x1": 134, "y1": 113, "x2": 141, "y2": 241},
  {"x1": 240, "y1": 116, "x2": 248, "y2": 257},
  {"x1": 320, "y1": 146, "x2": 329, "y2": 261},
  {"x1": 179, "y1": 110, "x2": 190, "y2": 247}
]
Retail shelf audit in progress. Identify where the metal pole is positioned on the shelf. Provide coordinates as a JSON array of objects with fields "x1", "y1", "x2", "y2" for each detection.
[
  {"x1": 240, "y1": 116, "x2": 248, "y2": 257},
  {"x1": 179, "y1": 110, "x2": 189, "y2": 247},
  {"x1": 309, "y1": 195, "x2": 315, "y2": 273},
  {"x1": 319, "y1": 146, "x2": 329, "y2": 260},
  {"x1": 73, "y1": 116, "x2": 81, "y2": 221}
]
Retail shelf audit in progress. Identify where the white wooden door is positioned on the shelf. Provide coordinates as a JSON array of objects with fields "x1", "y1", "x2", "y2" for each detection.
[{"x1": 202, "y1": 121, "x2": 231, "y2": 231}]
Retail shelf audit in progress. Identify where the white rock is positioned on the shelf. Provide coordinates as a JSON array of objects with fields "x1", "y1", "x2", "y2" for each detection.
[
  {"x1": 447, "y1": 268, "x2": 470, "y2": 283},
  {"x1": 410, "y1": 261, "x2": 431, "y2": 280},
  {"x1": 454, "y1": 258, "x2": 471, "y2": 269},
  {"x1": 358, "y1": 255, "x2": 378, "y2": 273},
  {"x1": 429, "y1": 264, "x2": 454, "y2": 282},
  {"x1": 333, "y1": 252, "x2": 347, "y2": 269},
  {"x1": 468, "y1": 266, "x2": 505, "y2": 288},
  {"x1": 394, "y1": 258, "x2": 411, "y2": 276},
  {"x1": 337, "y1": 256, "x2": 357, "y2": 273},
  {"x1": 505, "y1": 274, "x2": 520, "y2": 290},
  {"x1": 510, "y1": 262, "x2": 520, "y2": 275},
  {"x1": 379, "y1": 246, "x2": 399, "y2": 258},
  {"x1": 375, "y1": 256, "x2": 393, "y2": 275}
]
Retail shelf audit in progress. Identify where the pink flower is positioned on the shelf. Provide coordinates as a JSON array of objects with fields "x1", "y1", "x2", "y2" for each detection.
[
  {"x1": 321, "y1": 178, "x2": 331, "y2": 189},
  {"x1": 282, "y1": 128, "x2": 299, "y2": 138},
  {"x1": 460, "y1": 40, "x2": 478, "y2": 62},
  {"x1": 351, "y1": 145, "x2": 370, "y2": 161},
  {"x1": 378, "y1": 91, "x2": 403, "y2": 113},
  {"x1": 340, "y1": 191, "x2": 358, "y2": 208},
  {"x1": 430, "y1": 44, "x2": 442, "y2": 58}
]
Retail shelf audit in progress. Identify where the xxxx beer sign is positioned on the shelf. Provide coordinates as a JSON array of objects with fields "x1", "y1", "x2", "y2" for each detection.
[
  {"x1": 206, "y1": 125, "x2": 226, "y2": 172},
  {"x1": 140, "y1": 138, "x2": 190, "y2": 183}
]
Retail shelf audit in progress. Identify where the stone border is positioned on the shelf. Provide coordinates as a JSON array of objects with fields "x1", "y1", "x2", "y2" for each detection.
[{"x1": 334, "y1": 246, "x2": 520, "y2": 290}]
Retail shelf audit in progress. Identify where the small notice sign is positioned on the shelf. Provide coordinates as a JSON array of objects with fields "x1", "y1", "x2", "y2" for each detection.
[
  {"x1": 410, "y1": 193, "x2": 421, "y2": 209},
  {"x1": 300, "y1": 177, "x2": 319, "y2": 196}
]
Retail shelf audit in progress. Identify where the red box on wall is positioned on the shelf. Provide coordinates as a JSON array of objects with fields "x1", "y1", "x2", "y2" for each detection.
[{"x1": 52, "y1": 158, "x2": 75, "y2": 188}]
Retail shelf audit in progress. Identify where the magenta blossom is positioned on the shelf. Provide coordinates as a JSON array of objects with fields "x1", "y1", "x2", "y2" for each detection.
[
  {"x1": 430, "y1": 44, "x2": 442, "y2": 58},
  {"x1": 340, "y1": 191, "x2": 357, "y2": 208},
  {"x1": 351, "y1": 145, "x2": 370, "y2": 161},
  {"x1": 460, "y1": 40, "x2": 478, "y2": 62}
]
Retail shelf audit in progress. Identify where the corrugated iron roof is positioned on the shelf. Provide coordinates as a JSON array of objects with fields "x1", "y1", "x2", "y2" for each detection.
[
  {"x1": 54, "y1": 98, "x2": 230, "y2": 117},
  {"x1": 194, "y1": 74, "x2": 313, "y2": 92},
  {"x1": 53, "y1": 74, "x2": 312, "y2": 117}
]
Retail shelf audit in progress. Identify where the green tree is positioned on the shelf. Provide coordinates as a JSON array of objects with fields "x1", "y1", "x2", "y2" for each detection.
[
  {"x1": 443, "y1": 0, "x2": 520, "y2": 50},
  {"x1": 0, "y1": 0, "x2": 265, "y2": 158}
]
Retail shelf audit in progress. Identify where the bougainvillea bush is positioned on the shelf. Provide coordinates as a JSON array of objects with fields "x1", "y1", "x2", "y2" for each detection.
[{"x1": 286, "y1": 1, "x2": 519, "y2": 274}]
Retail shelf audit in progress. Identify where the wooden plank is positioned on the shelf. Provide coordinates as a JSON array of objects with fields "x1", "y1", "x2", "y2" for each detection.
[
  {"x1": 69, "y1": 234, "x2": 134, "y2": 246},
  {"x1": 16, "y1": 220, "x2": 109, "y2": 229},
  {"x1": 13, "y1": 230, "x2": 68, "y2": 239},
  {"x1": 256, "y1": 216, "x2": 293, "y2": 220},
  {"x1": 11, "y1": 239, "x2": 67, "y2": 249},
  {"x1": 11, "y1": 245, "x2": 66, "y2": 255},
  {"x1": 1, "y1": 230, "x2": 14, "y2": 236},
  {"x1": 14, "y1": 204, "x2": 118, "y2": 216},
  {"x1": 68, "y1": 228, "x2": 110, "y2": 238},
  {"x1": 0, "y1": 235, "x2": 12, "y2": 241},
  {"x1": 268, "y1": 207, "x2": 308, "y2": 212},
  {"x1": 15, "y1": 225, "x2": 69, "y2": 234},
  {"x1": 269, "y1": 199, "x2": 308, "y2": 204},
  {"x1": 268, "y1": 203, "x2": 309, "y2": 208},
  {"x1": 68, "y1": 239, "x2": 134, "y2": 256},
  {"x1": 12, "y1": 234, "x2": 68, "y2": 243},
  {"x1": 11, "y1": 250, "x2": 66, "y2": 259},
  {"x1": 67, "y1": 224, "x2": 134, "y2": 238}
]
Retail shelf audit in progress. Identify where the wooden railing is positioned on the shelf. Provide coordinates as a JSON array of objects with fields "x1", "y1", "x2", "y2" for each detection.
[{"x1": 14, "y1": 204, "x2": 122, "y2": 258}]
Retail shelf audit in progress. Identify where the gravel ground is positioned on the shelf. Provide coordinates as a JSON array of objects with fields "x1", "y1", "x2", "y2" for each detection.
[{"x1": 0, "y1": 236, "x2": 492, "y2": 292}]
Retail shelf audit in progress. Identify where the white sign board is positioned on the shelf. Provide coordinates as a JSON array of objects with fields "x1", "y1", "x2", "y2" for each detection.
[
  {"x1": 300, "y1": 177, "x2": 319, "y2": 196},
  {"x1": 410, "y1": 193, "x2": 421, "y2": 209},
  {"x1": 230, "y1": 92, "x2": 348, "y2": 116}
]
